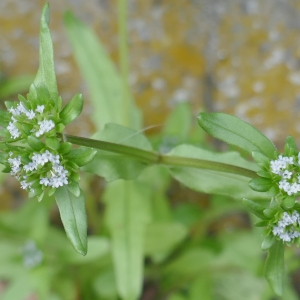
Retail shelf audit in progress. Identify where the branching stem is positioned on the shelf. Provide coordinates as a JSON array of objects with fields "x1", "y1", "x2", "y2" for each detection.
[{"x1": 61, "y1": 133, "x2": 257, "y2": 179}]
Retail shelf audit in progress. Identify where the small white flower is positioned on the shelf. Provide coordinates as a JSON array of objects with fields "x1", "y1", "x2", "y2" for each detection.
[
  {"x1": 282, "y1": 170, "x2": 292, "y2": 179},
  {"x1": 7, "y1": 122, "x2": 21, "y2": 139},
  {"x1": 25, "y1": 110, "x2": 36, "y2": 120},
  {"x1": 35, "y1": 119, "x2": 55, "y2": 137},
  {"x1": 40, "y1": 177, "x2": 50, "y2": 186},
  {"x1": 36, "y1": 105, "x2": 45, "y2": 114}
]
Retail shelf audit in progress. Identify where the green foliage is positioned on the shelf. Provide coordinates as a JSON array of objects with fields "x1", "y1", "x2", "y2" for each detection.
[
  {"x1": 198, "y1": 112, "x2": 277, "y2": 158},
  {"x1": 264, "y1": 241, "x2": 285, "y2": 297},
  {"x1": 104, "y1": 180, "x2": 151, "y2": 300},
  {"x1": 59, "y1": 93, "x2": 83, "y2": 125},
  {"x1": 167, "y1": 144, "x2": 265, "y2": 200},
  {"x1": 55, "y1": 186, "x2": 87, "y2": 255},
  {"x1": 63, "y1": 11, "x2": 141, "y2": 130},
  {"x1": 33, "y1": 3, "x2": 58, "y2": 102}
]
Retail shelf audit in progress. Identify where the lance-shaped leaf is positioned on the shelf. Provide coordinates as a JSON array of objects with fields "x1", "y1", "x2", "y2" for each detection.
[
  {"x1": 242, "y1": 198, "x2": 269, "y2": 220},
  {"x1": 261, "y1": 235, "x2": 276, "y2": 251},
  {"x1": 249, "y1": 177, "x2": 273, "y2": 192},
  {"x1": 55, "y1": 186, "x2": 87, "y2": 255},
  {"x1": 104, "y1": 180, "x2": 151, "y2": 300},
  {"x1": 198, "y1": 112, "x2": 277, "y2": 158},
  {"x1": 64, "y1": 12, "x2": 142, "y2": 130},
  {"x1": 33, "y1": 3, "x2": 58, "y2": 103},
  {"x1": 27, "y1": 136, "x2": 45, "y2": 151},
  {"x1": 166, "y1": 145, "x2": 267, "y2": 201},
  {"x1": 60, "y1": 94, "x2": 84, "y2": 125},
  {"x1": 264, "y1": 240, "x2": 285, "y2": 297},
  {"x1": 65, "y1": 147, "x2": 97, "y2": 167}
]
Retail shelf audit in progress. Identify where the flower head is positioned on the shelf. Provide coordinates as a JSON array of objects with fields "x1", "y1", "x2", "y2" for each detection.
[{"x1": 272, "y1": 211, "x2": 300, "y2": 243}]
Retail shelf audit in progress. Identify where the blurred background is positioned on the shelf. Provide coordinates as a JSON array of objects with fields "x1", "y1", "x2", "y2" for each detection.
[{"x1": 1, "y1": 0, "x2": 300, "y2": 299}]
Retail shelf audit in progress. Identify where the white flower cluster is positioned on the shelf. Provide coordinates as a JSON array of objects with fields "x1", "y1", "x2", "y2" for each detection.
[
  {"x1": 270, "y1": 154, "x2": 300, "y2": 195},
  {"x1": 272, "y1": 211, "x2": 300, "y2": 242},
  {"x1": 7, "y1": 103, "x2": 54, "y2": 139},
  {"x1": 8, "y1": 150, "x2": 68, "y2": 190}
]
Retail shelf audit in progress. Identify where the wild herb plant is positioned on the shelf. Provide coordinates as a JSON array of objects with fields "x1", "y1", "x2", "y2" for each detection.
[{"x1": 0, "y1": 3, "x2": 299, "y2": 299}]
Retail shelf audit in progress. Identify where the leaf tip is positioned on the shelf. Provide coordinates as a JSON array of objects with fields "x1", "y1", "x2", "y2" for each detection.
[{"x1": 41, "y1": 2, "x2": 50, "y2": 24}]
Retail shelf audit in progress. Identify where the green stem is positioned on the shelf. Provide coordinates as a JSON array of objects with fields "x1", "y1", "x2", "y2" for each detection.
[{"x1": 62, "y1": 134, "x2": 257, "y2": 179}]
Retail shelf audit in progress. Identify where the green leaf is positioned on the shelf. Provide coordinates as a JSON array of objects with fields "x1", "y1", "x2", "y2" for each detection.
[
  {"x1": 83, "y1": 123, "x2": 152, "y2": 181},
  {"x1": 261, "y1": 234, "x2": 276, "y2": 251},
  {"x1": 284, "y1": 136, "x2": 297, "y2": 156},
  {"x1": 60, "y1": 237, "x2": 110, "y2": 264},
  {"x1": 189, "y1": 274, "x2": 213, "y2": 300},
  {"x1": 0, "y1": 75, "x2": 34, "y2": 98},
  {"x1": 55, "y1": 186, "x2": 87, "y2": 255},
  {"x1": 46, "y1": 137, "x2": 60, "y2": 150},
  {"x1": 0, "y1": 152, "x2": 8, "y2": 165},
  {"x1": 64, "y1": 12, "x2": 141, "y2": 130},
  {"x1": 66, "y1": 147, "x2": 97, "y2": 167},
  {"x1": 59, "y1": 93, "x2": 83, "y2": 125},
  {"x1": 163, "y1": 103, "x2": 192, "y2": 138},
  {"x1": 162, "y1": 248, "x2": 213, "y2": 289},
  {"x1": 242, "y1": 198, "x2": 269, "y2": 220},
  {"x1": 166, "y1": 145, "x2": 267, "y2": 201},
  {"x1": 0, "y1": 275, "x2": 32, "y2": 300},
  {"x1": 67, "y1": 181, "x2": 80, "y2": 197},
  {"x1": 252, "y1": 151, "x2": 270, "y2": 168},
  {"x1": 144, "y1": 223, "x2": 188, "y2": 255},
  {"x1": 33, "y1": 3, "x2": 58, "y2": 103},
  {"x1": 104, "y1": 180, "x2": 151, "y2": 300},
  {"x1": 283, "y1": 196, "x2": 295, "y2": 209},
  {"x1": 27, "y1": 136, "x2": 45, "y2": 151},
  {"x1": 264, "y1": 240, "x2": 285, "y2": 297},
  {"x1": 263, "y1": 208, "x2": 278, "y2": 219},
  {"x1": 249, "y1": 177, "x2": 273, "y2": 192},
  {"x1": 58, "y1": 142, "x2": 72, "y2": 155},
  {"x1": 254, "y1": 220, "x2": 269, "y2": 227},
  {"x1": 198, "y1": 112, "x2": 277, "y2": 158},
  {"x1": 0, "y1": 110, "x2": 10, "y2": 127},
  {"x1": 256, "y1": 170, "x2": 271, "y2": 178}
]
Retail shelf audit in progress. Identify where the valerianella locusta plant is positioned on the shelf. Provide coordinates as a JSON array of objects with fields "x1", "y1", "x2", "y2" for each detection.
[{"x1": 0, "y1": 84, "x2": 96, "y2": 202}]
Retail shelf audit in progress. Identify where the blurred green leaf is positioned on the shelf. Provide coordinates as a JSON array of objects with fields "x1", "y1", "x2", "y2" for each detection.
[
  {"x1": 163, "y1": 103, "x2": 192, "y2": 139},
  {"x1": 104, "y1": 180, "x2": 151, "y2": 300},
  {"x1": 214, "y1": 271, "x2": 265, "y2": 300},
  {"x1": 33, "y1": 3, "x2": 58, "y2": 102},
  {"x1": 167, "y1": 145, "x2": 266, "y2": 200},
  {"x1": 64, "y1": 12, "x2": 141, "y2": 130},
  {"x1": 198, "y1": 112, "x2": 277, "y2": 158},
  {"x1": 0, "y1": 75, "x2": 34, "y2": 98},
  {"x1": 144, "y1": 222, "x2": 188, "y2": 255},
  {"x1": 264, "y1": 240, "x2": 285, "y2": 297},
  {"x1": 55, "y1": 186, "x2": 87, "y2": 256},
  {"x1": 168, "y1": 294, "x2": 187, "y2": 300},
  {"x1": 83, "y1": 123, "x2": 152, "y2": 181},
  {"x1": 61, "y1": 237, "x2": 110, "y2": 264},
  {"x1": 93, "y1": 269, "x2": 118, "y2": 299},
  {"x1": 0, "y1": 275, "x2": 32, "y2": 300},
  {"x1": 189, "y1": 274, "x2": 212, "y2": 300},
  {"x1": 162, "y1": 248, "x2": 214, "y2": 291}
]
